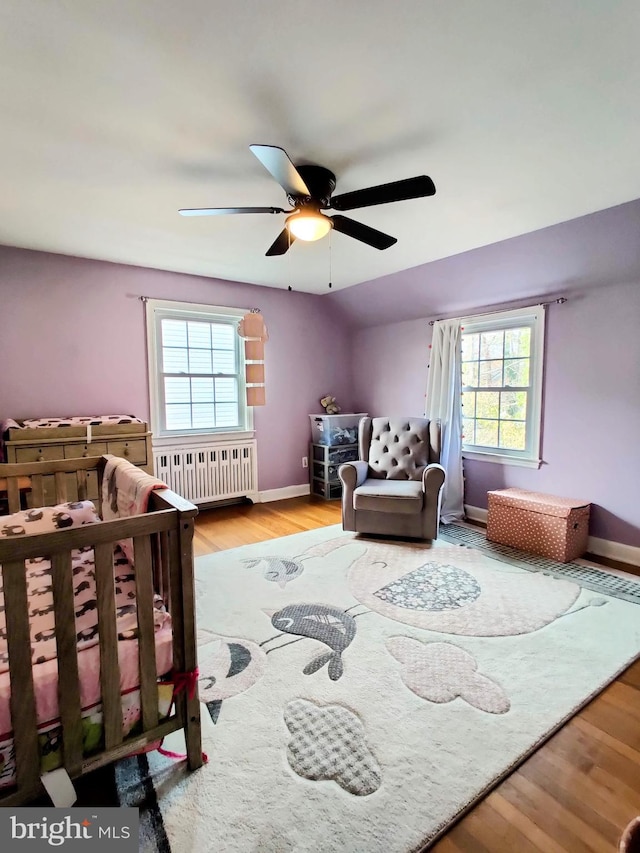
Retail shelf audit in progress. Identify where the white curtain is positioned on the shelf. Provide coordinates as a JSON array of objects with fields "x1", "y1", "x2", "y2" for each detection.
[{"x1": 425, "y1": 319, "x2": 464, "y2": 523}]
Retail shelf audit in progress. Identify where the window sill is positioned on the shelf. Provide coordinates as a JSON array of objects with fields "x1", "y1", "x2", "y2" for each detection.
[
  {"x1": 152, "y1": 430, "x2": 255, "y2": 448},
  {"x1": 462, "y1": 451, "x2": 542, "y2": 469}
]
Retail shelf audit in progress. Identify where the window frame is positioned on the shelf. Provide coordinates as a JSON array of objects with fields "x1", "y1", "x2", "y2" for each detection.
[
  {"x1": 460, "y1": 305, "x2": 545, "y2": 469},
  {"x1": 146, "y1": 299, "x2": 254, "y2": 443}
]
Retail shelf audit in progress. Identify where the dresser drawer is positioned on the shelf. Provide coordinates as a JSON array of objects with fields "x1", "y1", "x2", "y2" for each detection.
[
  {"x1": 26, "y1": 471, "x2": 101, "y2": 509},
  {"x1": 64, "y1": 442, "x2": 108, "y2": 459},
  {"x1": 15, "y1": 445, "x2": 65, "y2": 463},
  {"x1": 107, "y1": 439, "x2": 147, "y2": 464}
]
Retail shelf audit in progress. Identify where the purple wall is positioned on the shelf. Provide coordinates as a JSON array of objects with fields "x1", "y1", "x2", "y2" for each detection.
[
  {"x1": 352, "y1": 317, "x2": 432, "y2": 417},
  {"x1": 338, "y1": 199, "x2": 640, "y2": 548},
  {"x1": 329, "y1": 198, "x2": 640, "y2": 329},
  {"x1": 0, "y1": 246, "x2": 353, "y2": 492},
  {"x1": 2, "y1": 194, "x2": 639, "y2": 546},
  {"x1": 349, "y1": 283, "x2": 640, "y2": 548}
]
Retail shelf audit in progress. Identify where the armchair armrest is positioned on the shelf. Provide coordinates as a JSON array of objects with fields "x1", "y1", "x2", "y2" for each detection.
[
  {"x1": 338, "y1": 460, "x2": 369, "y2": 490},
  {"x1": 338, "y1": 461, "x2": 368, "y2": 532},
  {"x1": 421, "y1": 463, "x2": 446, "y2": 503}
]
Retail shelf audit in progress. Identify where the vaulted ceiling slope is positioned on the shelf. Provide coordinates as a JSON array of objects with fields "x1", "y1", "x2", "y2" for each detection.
[
  {"x1": 327, "y1": 198, "x2": 640, "y2": 328},
  {"x1": 1, "y1": 1, "x2": 639, "y2": 293}
]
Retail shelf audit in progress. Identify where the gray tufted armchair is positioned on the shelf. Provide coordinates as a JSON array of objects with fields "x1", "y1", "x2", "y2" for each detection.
[{"x1": 338, "y1": 416, "x2": 446, "y2": 540}]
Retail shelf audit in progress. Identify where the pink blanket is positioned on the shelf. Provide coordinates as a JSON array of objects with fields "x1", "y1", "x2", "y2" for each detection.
[
  {"x1": 0, "y1": 544, "x2": 171, "y2": 738},
  {"x1": 102, "y1": 456, "x2": 167, "y2": 520}
]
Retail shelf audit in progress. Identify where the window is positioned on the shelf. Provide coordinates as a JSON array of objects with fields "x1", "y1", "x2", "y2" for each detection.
[
  {"x1": 460, "y1": 306, "x2": 545, "y2": 468},
  {"x1": 146, "y1": 299, "x2": 252, "y2": 438}
]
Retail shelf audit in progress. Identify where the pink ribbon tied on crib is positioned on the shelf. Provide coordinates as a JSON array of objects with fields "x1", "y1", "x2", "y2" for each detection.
[{"x1": 171, "y1": 667, "x2": 200, "y2": 700}]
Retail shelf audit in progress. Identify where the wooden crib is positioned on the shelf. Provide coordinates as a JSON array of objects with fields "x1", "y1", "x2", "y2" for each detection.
[{"x1": 0, "y1": 455, "x2": 202, "y2": 805}]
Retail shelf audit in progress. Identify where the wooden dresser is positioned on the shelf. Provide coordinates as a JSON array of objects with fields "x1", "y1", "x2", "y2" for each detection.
[{"x1": 3, "y1": 420, "x2": 153, "y2": 504}]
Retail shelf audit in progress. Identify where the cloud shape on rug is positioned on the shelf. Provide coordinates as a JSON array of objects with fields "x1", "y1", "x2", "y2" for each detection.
[
  {"x1": 284, "y1": 699, "x2": 381, "y2": 795},
  {"x1": 386, "y1": 638, "x2": 510, "y2": 714}
]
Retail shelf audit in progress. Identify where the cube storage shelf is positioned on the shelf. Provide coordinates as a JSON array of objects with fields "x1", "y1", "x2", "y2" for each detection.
[
  {"x1": 310, "y1": 442, "x2": 358, "y2": 500},
  {"x1": 309, "y1": 413, "x2": 367, "y2": 447}
]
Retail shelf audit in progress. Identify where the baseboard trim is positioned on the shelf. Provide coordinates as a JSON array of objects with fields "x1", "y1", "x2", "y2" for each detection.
[
  {"x1": 257, "y1": 484, "x2": 311, "y2": 503},
  {"x1": 464, "y1": 505, "x2": 488, "y2": 524},
  {"x1": 463, "y1": 504, "x2": 640, "y2": 569},
  {"x1": 587, "y1": 535, "x2": 640, "y2": 569}
]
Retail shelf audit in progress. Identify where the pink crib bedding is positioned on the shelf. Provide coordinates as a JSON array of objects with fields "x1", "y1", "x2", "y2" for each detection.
[{"x1": 0, "y1": 545, "x2": 173, "y2": 787}]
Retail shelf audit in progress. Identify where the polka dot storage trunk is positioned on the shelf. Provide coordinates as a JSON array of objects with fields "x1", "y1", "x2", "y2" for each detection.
[{"x1": 486, "y1": 488, "x2": 591, "y2": 563}]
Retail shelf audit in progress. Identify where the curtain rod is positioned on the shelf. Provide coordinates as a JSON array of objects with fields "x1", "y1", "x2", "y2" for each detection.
[
  {"x1": 139, "y1": 296, "x2": 262, "y2": 312},
  {"x1": 427, "y1": 297, "x2": 567, "y2": 326}
]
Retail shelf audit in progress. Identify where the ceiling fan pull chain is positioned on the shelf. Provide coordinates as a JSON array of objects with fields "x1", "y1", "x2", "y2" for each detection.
[{"x1": 328, "y1": 231, "x2": 333, "y2": 289}]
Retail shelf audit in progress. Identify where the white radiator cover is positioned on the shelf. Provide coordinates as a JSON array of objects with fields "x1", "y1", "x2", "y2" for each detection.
[{"x1": 153, "y1": 440, "x2": 258, "y2": 504}]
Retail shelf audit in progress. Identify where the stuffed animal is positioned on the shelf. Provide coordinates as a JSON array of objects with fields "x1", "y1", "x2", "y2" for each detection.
[{"x1": 320, "y1": 395, "x2": 341, "y2": 415}]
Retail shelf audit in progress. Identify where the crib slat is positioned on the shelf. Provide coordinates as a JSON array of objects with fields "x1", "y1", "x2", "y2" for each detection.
[
  {"x1": 51, "y1": 551, "x2": 83, "y2": 776},
  {"x1": 94, "y1": 542, "x2": 123, "y2": 749},
  {"x1": 168, "y1": 529, "x2": 185, "y2": 677},
  {"x1": 4, "y1": 560, "x2": 42, "y2": 796},
  {"x1": 54, "y1": 471, "x2": 68, "y2": 503},
  {"x1": 6, "y1": 478, "x2": 21, "y2": 513},
  {"x1": 76, "y1": 470, "x2": 88, "y2": 501},
  {"x1": 133, "y1": 536, "x2": 159, "y2": 731},
  {"x1": 31, "y1": 474, "x2": 45, "y2": 507},
  {"x1": 177, "y1": 514, "x2": 202, "y2": 769},
  {"x1": 160, "y1": 531, "x2": 171, "y2": 609}
]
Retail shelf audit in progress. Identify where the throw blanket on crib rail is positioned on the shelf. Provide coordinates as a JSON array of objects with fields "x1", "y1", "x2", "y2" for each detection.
[{"x1": 102, "y1": 456, "x2": 167, "y2": 520}]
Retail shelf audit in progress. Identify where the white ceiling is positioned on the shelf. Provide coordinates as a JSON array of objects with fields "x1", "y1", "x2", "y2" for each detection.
[{"x1": 1, "y1": 1, "x2": 639, "y2": 293}]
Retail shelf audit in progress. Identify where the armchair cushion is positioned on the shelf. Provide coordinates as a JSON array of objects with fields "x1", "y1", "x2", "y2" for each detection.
[
  {"x1": 366, "y1": 417, "x2": 431, "y2": 480},
  {"x1": 354, "y1": 479, "x2": 424, "y2": 514}
]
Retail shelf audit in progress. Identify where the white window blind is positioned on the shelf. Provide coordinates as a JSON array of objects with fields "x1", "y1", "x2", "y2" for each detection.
[
  {"x1": 146, "y1": 300, "x2": 251, "y2": 438},
  {"x1": 460, "y1": 305, "x2": 545, "y2": 468}
]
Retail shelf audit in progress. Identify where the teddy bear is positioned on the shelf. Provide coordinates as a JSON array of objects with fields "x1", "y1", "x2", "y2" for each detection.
[{"x1": 320, "y1": 395, "x2": 341, "y2": 415}]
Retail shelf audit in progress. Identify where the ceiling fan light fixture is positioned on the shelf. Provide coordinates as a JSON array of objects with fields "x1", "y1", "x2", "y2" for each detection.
[{"x1": 285, "y1": 211, "x2": 332, "y2": 242}]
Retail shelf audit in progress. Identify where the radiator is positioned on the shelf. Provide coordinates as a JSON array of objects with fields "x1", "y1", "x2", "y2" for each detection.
[{"x1": 153, "y1": 440, "x2": 258, "y2": 504}]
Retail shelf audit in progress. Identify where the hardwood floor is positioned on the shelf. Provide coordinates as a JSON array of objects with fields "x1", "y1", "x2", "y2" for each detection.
[{"x1": 195, "y1": 496, "x2": 640, "y2": 852}]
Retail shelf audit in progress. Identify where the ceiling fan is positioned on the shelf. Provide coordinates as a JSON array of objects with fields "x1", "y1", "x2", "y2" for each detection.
[{"x1": 179, "y1": 144, "x2": 436, "y2": 256}]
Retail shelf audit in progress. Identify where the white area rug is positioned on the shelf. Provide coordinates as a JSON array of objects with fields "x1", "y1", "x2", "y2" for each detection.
[{"x1": 116, "y1": 525, "x2": 640, "y2": 852}]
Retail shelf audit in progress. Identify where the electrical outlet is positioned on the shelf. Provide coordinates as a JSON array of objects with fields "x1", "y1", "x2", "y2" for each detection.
[{"x1": 302, "y1": 456, "x2": 308, "y2": 468}]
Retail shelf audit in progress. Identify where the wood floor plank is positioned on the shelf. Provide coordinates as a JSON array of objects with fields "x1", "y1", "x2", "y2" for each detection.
[
  {"x1": 446, "y1": 800, "x2": 548, "y2": 853},
  {"x1": 619, "y1": 660, "x2": 640, "y2": 689},
  {"x1": 579, "y1": 696, "x2": 640, "y2": 752},
  {"x1": 548, "y1": 721, "x2": 640, "y2": 795},
  {"x1": 518, "y1": 746, "x2": 628, "y2": 845},
  {"x1": 488, "y1": 792, "x2": 568, "y2": 853},
  {"x1": 502, "y1": 771, "x2": 612, "y2": 853},
  {"x1": 191, "y1": 497, "x2": 639, "y2": 853},
  {"x1": 524, "y1": 747, "x2": 640, "y2": 831},
  {"x1": 429, "y1": 836, "x2": 467, "y2": 853},
  {"x1": 572, "y1": 716, "x2": 640, "y2": 767}
]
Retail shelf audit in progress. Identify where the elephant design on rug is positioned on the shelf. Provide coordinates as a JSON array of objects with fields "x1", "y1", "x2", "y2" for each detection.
[{"x1": 302, "y1": 536, "x2": 581, "y2": 636}]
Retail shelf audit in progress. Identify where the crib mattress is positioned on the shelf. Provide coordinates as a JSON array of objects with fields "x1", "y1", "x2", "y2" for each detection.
[{"x1": 0, "y1": 544, "x2": 173, "y2": 764}]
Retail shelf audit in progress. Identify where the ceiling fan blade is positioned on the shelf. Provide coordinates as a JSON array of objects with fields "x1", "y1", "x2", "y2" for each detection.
[
  {"x1": 250, "y1": 144, "x2": 311, "y2": 198},
  {"x1": 266, "y1": 228, "x2": 296, "y2": 256},
  {"x1": 179, "y1": 206, "x2": 285, "y2": 216},
  {"x1": 330, "y1": 175, "x2": 436, "y2": 211},
  {"x1": 330, "y1": 215, "x2": 397, "y2": 250}
]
